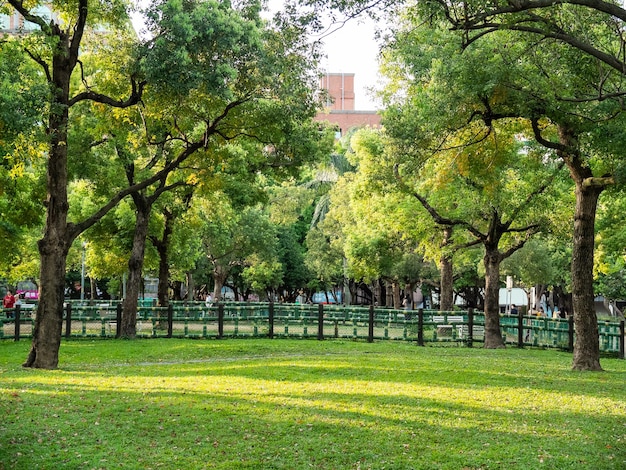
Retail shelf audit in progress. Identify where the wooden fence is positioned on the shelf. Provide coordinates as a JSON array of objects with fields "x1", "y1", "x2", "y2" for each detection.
[{"x1": 1, "y1": 301, "x2": 624, "y2": 358}]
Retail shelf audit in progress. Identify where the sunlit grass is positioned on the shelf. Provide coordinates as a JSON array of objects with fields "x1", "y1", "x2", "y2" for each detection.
[{"x1": 0, "y1": 339, "x2": 625, "y2": 469}]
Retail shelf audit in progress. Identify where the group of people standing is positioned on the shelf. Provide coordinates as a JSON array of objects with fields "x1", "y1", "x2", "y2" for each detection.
[{"x1": 509, "y1": 303, "x2": 568, "y2": 319}]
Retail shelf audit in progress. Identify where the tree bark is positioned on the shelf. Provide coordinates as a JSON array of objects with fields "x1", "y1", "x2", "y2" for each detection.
[
  {"x1": 532, "y1": 284, "x2": 547, "y2": 313},
  {"x1": 120, "y1": 196, "x2": 152, "y2": 338},
  {"x1": 439, "y1": 227, "x2": 455, "y2": 311},
  {"x1": 439, "y1": 256, "x2": 454, "y2": 311},
  {"x1": 483, "y1": 248, "x2": 506, "y2": 348},
  {"x1": 391, "y1": 281, "x2": 401, "y2": 309},
  {"x1": 212, "y1": 263, "x2": 228, "y2": 301},
  {"x1": 559, "y1": 125, "x2": 604, "y2": 371},
  {"x1": 186, "y1": 272, "x2": 194, "y2": 302},
  {"x1": 571, "y1": 179, "x2": 602, "y2": 370},
  {"x1": 152, "y1": 208, "x2": 174, "y2": 307},
  {"x1": 23, "y1": 28, "x2": 74, "y2": 369}
]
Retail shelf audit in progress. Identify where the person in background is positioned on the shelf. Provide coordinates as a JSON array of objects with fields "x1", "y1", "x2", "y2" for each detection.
[
  {"x1": 510, "y1": 304, "x2": 519, "y2": 316},
  {"x1": 3, "y1": 290, "x2": 16, "y2": 318}
]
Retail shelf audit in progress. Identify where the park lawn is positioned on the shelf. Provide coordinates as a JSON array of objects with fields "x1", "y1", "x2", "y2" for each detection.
[{"x1": 0, "y1": 339, "x2": 625, "y2": 469}]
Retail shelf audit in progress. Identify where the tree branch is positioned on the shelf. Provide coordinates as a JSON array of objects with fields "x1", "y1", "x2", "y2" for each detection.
[
  {"x1": 69, "y1": 79, "x2": 146, "y2": 107},
  {"x1": 393, "y1": 164, "x2": 486, "y2": 240}
]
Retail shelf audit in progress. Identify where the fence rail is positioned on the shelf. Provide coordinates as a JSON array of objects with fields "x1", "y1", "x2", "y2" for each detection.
[{"x1": 1, "y1": 301, "x2": 624, "y2": 358}]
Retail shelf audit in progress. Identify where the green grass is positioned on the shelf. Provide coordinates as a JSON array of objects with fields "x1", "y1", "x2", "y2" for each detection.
[{"x1": 0, "y1": 339, "x2": 625, "y2": 469}]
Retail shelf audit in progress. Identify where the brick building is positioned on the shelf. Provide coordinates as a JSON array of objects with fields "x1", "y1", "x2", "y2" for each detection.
[
  {"x1": 314, "y1": 73, "x2": 381, "y2": 137},
  {"x1": 0, "y1": 5, "x2": 55, "y2": 32}
]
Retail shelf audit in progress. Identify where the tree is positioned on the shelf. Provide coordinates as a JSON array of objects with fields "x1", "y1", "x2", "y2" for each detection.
[
  {"x1": 148, "y1": 190, "x2": 196, "y2": 306},
  {"x1": 5, "y1": 1, "x2": 146, "y2": 369},
  {"x1": 380, "y1": 9, "x2": 626, "y2": 368},
  {"x1": 9, "y1": 0, "x2": 326, "y2": 366},
  {"x1": 394, "y1": 128, "x2": 564, "y2": 347},
  {"x1": 424, "y1": 0, "x2": 626, "y2": 77},
  {"x1": 189, "y1": 191, "x2": 276, "y2": 301},
  {"x1": 319, "y1": 129, "x2": 427, "y2": 308}
]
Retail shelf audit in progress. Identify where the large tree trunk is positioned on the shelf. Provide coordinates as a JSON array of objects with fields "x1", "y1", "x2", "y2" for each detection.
[
  {"x1": 571, "y1": 180, "x2": 602, "y2": 370},
  {"x1": 120, "y1": 198, "x2": 152, "y2": 338},
  {"x1": 23, "y1": 29, "x2": 74, "y2": 369},
  {"x1": 483, "y1": 249, "x2": 505, "y2": 348},
  {"x1": 24, "y1": 238, "x2": 71, "y2": 369},
  {"x1": 560, "y1": 125, "x2": 604, "y2": 371}
]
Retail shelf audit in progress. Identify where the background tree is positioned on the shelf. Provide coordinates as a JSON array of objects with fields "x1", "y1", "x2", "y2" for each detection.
[{"x1": 194, "y1": 193, "x2": 277, "y2": 301}]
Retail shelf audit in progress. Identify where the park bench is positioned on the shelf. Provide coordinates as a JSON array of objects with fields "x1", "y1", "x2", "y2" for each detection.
[
  {"x1": 457, "y1": 324, "x2": 485, "y2": 341},
  {"x1": 432, "y1": 315, "x2": 464, "y2": 338}
]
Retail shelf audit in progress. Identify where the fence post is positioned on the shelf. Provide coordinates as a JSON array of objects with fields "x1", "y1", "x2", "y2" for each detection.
[
  {"x1": 218, "y1": 303, "x2": 224, "y2": 339},
  {"x1": 116, "y1": 303, "x2": 122, "y2": 339},
  {"x1": 517, "y1": 309, "x2": 524, "y2": 348},
  {"x1": 467, "y1": 308, "x2": 474, "y2": 348},
  {"x1": 317, "y1": 303, "x2": 324, "y2": 340},
  {"x1": 14, "y1": 304, "x2": 21, "y2": 341},
  {"x1": 167, "y1": 304, "x2": 174, "y2": 338},
  {"x1": 417, "y1": 308, "x2": 424, "y2": 346},
  {"x1": 368, "y1": 304, "x2": 374, "y2": 343},
  {"x1": 268, "y1": 302, "x2": 274, "y2": 339},
  {"x1": 568, "y1": 315, "x2": 575, "y2": 352},
  {"x1": 65, "y1": 303, "x2": 72, "y2": 339},
  {"x1": 619, "y1": 320, "x2": 625, "y2": 359}
]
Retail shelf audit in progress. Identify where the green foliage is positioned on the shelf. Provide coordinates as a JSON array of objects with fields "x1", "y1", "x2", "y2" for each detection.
[
  {"x1": 0, "y1": 39, "x2": 48, "y2": 158},
  {"x1": 304, "y1": 226, "x2": 344, "y2": 288},
  {"x1": 502, "y1": 237, "x2": 571, "y2": 290},
  {"x1": 275, "y1": 225, "x2": 311, "y2": 297},
  {"x1": 594, "y1": 190, "x2": 626, "y2": 299}
]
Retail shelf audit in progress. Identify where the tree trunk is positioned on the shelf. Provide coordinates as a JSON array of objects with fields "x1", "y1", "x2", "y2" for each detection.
[
  {"x1": 153, "y1": 208, "x2": 174, "y2": 307},
  {"x1": 559, "y1": 125, "x2": 604, "y2": 371},
  {"x1": 23, "y1": 30, "x2": 74, "y2": 369},
  {"x1": 439, "y1": 255, "x2": 454, "y2": 311},
  {"x1": 212, "y1": 263, "x2": 228, "y2": 301},
  {"x1": 483, "y1": 249, "x2": 505, "y2": 348},
  {"x1": 120, "y1": 198, "x2": 152, "y2": 338},
  {"x1": 24, "y1": 239, "x2": 71, "y2": 369},
  {"x1": 157, "y1": 251, "x2": 169, "y2": 307},
  {"x1": 532, "y1": 284, "x2": 547, "y2": 313},
  {"x1": 387, "y1": 282, "x2": 402, "y2": 308},
  {"x1": 439, "y1": 226, "x2": 454, "y2": 311},
  {"x1": 571, "y1": 180, "x2": 602, "y2": 370},
  {"x1": 186, "y1": 272, "x2": 194, "y2": 301},
  {"x1": 373, "y1": 281, "x2": 382, "y2": 306}
]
